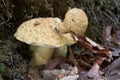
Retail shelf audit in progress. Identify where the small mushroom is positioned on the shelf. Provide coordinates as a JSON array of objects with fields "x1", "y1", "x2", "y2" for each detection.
[
  {"x1": 14, "y1": 18, "x2": 75, "y2": 65},
  {"x1": 58, "y1": 8, "x2": 88, "y2": 35}
]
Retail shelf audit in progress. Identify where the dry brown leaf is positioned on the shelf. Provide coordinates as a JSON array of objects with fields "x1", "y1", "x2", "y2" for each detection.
[
  {"x1": 102, "y1": 26, "x2": 120, "y2": 47},
  {"x1": 44, "y1": 57, "x2": 69, "y2": 70},
  {"x1": 42, "y1": 66, "x2": 79, "y2": 80},
  {"x1": 87, "y1": 63, "x2": 100, "y2": 78},
  {"x1": 87, "y1": 57, "x2": 105, "y2": 78},
  {"x1": 78, "y1": 58, "x2": 92, "y2": 69},
  {"x1": 59, "y1": 75, "x2": 78, "y2": 80},
  {"x1": 109, "y1": 47, "x2": 120, "y2": 56},
  {"x1": 113, "y1": 30, "x2": 120, "y2": 46},
  {"x1": 26, "y1": 68, "x2": 41, "y2": 80},
  {"x1": 43, "y1": 69, "x2": 70, "y2": 79},
  {"x1": 75, "y1": 35, "x2": 112, "y2": 57},
  {"x1": 57, "y1": 66, "x2": 79, "y2": 80},
  {"x1": 102, "y1": 26, "x2": 113, "y2": 43},
  {"x1": 69, "y1": 47, "x2": 82, "y2": 71},
  {"x1": 104, "y1": 57, "x2": 120, "y2": 73}
]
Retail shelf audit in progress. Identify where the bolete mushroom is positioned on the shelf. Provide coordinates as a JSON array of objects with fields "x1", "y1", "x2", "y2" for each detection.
[
  {"x1": 14, "y1": 18, "x2": 75, "y2": 65},
  {"x1": 58, "y1": 8, "x2": 88, "y2": 35},
  {"x1": 54, "y1": 8, "x2": 88, "y2": 58},
  {"x1": 14, "y1": 8, "x2": 88, "y2": 65}
]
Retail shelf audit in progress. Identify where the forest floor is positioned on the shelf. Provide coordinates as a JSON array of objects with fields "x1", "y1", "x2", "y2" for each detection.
[{"x1": 0, "y1": 0, "x2": 120, "y2": 80}]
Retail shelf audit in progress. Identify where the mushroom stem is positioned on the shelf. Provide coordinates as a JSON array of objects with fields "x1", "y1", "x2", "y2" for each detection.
[
  {"x1": 30, "y1": 45, "x2": 55, "y2": 65},
  {"x1": 54, "y1": 46, "x2": 67, "y2": 57},
  {"x1": 30, "y1": 45, "x2": 68, "y2": 65},
  {"x1": 57, "y1": 22, "x2": 69, "y2": 33},
  {"x1": 62, "y1": 33, "x2": 76, "y2": 45}
]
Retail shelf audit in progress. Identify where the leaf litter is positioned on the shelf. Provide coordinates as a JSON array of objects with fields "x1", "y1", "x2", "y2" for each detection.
[{"x1": 0, "y1": 0, "x2": 120, "y2": 80}]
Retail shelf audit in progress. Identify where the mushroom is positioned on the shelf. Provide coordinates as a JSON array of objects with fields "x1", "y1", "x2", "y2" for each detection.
[
  {"x1": 58, "y1": 8, "x2": 88, "y2": 35},
  {"x1": 14, "y1": 17, "x2": 75, "y2": 65},
  {"x1": 54, "y1": 8, "x2": 88, "y2": 58},
  {"x1": 14, "y1": 8, "x2": 88, "y2": 65}
]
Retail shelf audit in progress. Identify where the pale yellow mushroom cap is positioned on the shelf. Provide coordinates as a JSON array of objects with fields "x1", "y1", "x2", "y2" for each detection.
[
  {"x1": 14, "y1": 18, "x2": 74, "y2": 47},
  {"x1": 14, "y1": 17, "x2": 69, "y2": 47},
  {"x1": 63, "y1": 8, "x2": 88, "y2": 35}
]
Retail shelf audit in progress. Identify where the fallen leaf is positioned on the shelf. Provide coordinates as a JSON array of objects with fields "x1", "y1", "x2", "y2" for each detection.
[
  {"x1": 43, "y1": 69, "x2": 70, "y2": 79},
  {"x1": 78, "y1": 58, "x2": 91, "y2": 69},
  {"x1": 69, "y1": 47, "x2": 82, "y2": 71},
  {"x1": 109, "y1": 46, "x2": 120, "y2": 56},
  {"x1": 26, "y1": 68, "x2": 41, "y2": 80},
  {"x1": 57, "y1": 66, "x2": 79, "y2": 80},
  {"x1": 104, "y1": 57, "x2": 120, "y2": 73},
  {"x1": 102, "y1": 26, "x2": 113, "y2": 43},
  {"x1": 87, "y1": 63, "x2": 100, "y2": 78},
  {"x1": 113, "y1": 30, "x2": 120, "y2": 46},
  {"x1": 59, "y1": 63, "x2": 73, "y2": 70},
  {"x1": 87, "y1": 57, "x2": 105, "y2": 78},
  {"x1": 44, "y1": 57, "x2": 69, "y2": 70},
  {"x1": 59, "y1": 75, "x2": 78, "y2": 80},
  {"x1": 102, "y1": 26, "x2": 120, "y2": 47},
  {"x1": 76, "y1": 35, "x2": 112, "y2": 57}
]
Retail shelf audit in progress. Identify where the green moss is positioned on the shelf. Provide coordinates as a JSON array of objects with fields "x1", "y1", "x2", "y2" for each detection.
[{"x1": 0, "y1": 63, "x2": 5, "y2": 73}]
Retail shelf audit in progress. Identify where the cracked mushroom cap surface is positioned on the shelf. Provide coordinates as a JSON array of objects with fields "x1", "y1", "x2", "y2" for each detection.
[
  {"x1": 14, "y1": 17, "x2": 71, "y2": 47},
  {"x1": 63, "y1": 8, "x2": 88, "y2": 35}
]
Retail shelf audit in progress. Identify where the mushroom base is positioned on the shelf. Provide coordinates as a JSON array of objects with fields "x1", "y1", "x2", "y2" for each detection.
[
  {"x1": 30, "y1": 45, "x2": 55, "y2": 65},
  {"x1": 54, "y1": 46, "x2": 67, "y2": 57},
  {"x1": 30, "y1": 45, "x2": 68, "y2": 65}
]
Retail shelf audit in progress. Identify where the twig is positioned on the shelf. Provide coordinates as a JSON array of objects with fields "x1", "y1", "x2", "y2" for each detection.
[{"x1": 101, "y1": 11, "x2": 114, "y2": 22}]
